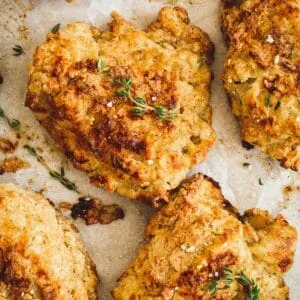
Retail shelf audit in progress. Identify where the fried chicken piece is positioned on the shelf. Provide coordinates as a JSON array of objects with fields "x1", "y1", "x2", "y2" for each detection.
[
  {"x1": 221, "y1": 0, "x2": 300, "y2": 171},
  {"x1": 25, "y1": 7, "x2": 215, "y2": 206},
  {"x1": 113, "y1": 173, "x2": 297, "y2": 299},
  {"x1": 0, "y1": 183, "x2": 98, "y2": 299}
]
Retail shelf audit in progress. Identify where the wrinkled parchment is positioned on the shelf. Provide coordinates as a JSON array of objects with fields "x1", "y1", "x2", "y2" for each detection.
[{"x1": 0, "y1": 0, "x2": 299, "y2": 299}]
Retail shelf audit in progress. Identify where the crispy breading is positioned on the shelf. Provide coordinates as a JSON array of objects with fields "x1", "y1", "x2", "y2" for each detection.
[
  {"x1": 221, "y1": 0, "x2": 300, "y2": 171},
  {"x1": 0, "y1": 184, "x2": 98, "y2": 299},
  {"x1": 112, "y1": 173, "x2": 297, "y2": 299},
  {"x1": 25, "y1": 7, "x2": 215, "y2": 206}
]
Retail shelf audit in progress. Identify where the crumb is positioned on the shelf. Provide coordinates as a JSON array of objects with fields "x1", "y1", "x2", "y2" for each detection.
[
  {"x1": 282, "y1": 185, "x2": 299, "y2": 198},
  {"x1": 0, "y1": 157, "x2": 30, "y2": 174},
  {"x1": 0, "y1": 138, "x2": 18, "y2": 153},
  {"x1": 71, "y1": 196, "x2": 124, "y2": 225},
  {"x1": 59, "y1": 201, "x2": 73, "y2": 210}
]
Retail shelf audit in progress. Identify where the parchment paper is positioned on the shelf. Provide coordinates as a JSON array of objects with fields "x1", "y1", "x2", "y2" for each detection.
[{"x1": 0, "y1": 0, "x2": 299, "y2": 299}]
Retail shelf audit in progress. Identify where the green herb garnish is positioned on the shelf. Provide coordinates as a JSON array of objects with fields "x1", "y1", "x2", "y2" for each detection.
[
  {"x1": 97, "y1": 56, "x2": 109, "y2": 73},
  {"x1": 49, "y1": 167, "x2": 76, "y2": 190},
  {"x1": 223, "y1": 268, "x2": 234, "y2": 286},
  {"x1": 207, "y1": 268, "x2": 260, "y2": 299},
  {"x1": 7, "y1": 119, "x2": 21, "y2": 129},
  {"x1": 243, "y1": 162, "x2": 250, "y2": 167},
  {"x1": 51, "y1": 23, "x2": 61, "y2": 33},
  {"x1": 12, "y1": 45, "x2": 24, "y2": 56},
  {"x1": 258, "y1": 178, "x2": 263, "y2": 185},
  {"x1": 265, "y1": 94, "x2": 272, "y2": 107},
  {"x1": 0, "y1": 107, "x2": 21, "y2": 130},
  {"x1": 23, "y1": 145, "x2": 37, "y2": 156},
  {"x1": 24, "y1": 145, "x2": 77, "y2": 192},
  {"x1": 114, "y1": 76, "x2": 176, "y2": 120},
  {"x1": 236, "y1": 272, "x2": 260, "y2": 300},
  {"x1": 208, "y1": 280, "x2": 218, "y2": 295}
]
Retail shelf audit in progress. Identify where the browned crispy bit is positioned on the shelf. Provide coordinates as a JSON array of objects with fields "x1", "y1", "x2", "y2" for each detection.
[
  {"x1": 59, "y1": 201, "x2": 73, "y2": 210},
  {"x1": 71, "y1": 196, "x2": 124, "y2": 225},
  {"x1": 0, "y1": 157, "x2": 30, "y2": 174},
  {"x1": 0, "y1": 138, "x2": 18, "y2": 153}
]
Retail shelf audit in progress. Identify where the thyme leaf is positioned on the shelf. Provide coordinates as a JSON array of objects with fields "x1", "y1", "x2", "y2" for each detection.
[
  {"x1": 236, "y1": 272, "x2": 260, "y2": 300},
  {"x1": 0, "y1": 106, "x2": 21, "y2": 130},
  {"x1": 51, "y1": 23, "x2": 60, "y2": 33},
  {"x1": 208, "y1": 280, "x2": 217, "y2": 295},
  {"x1": 223, "y1": 268, "x2": 234, "y2": 286},
  {"x1": 12, "y1": 45, "x2": 24, "y2": 56},
  {"x1": 24, "y1": 145, "x2": 77, "y2": 192},
  {"x1": 23, "y1": 145, "x2": 37, "y2": 156},
  {"x1": 207, "y1": 268, "x2": 260, "y2": 299},
  {"x1": 7, "y1": 119, "x2": 21, "y2": 129},
  {"x1": 154, "y1": 105, "x2": 176, "y2": 120},
  {"x1": 97, "y1": 56, "x2": 109, "y2": 73},
  {"x1": 264, "y1": 94, "x2": 272, "y2": 107}
]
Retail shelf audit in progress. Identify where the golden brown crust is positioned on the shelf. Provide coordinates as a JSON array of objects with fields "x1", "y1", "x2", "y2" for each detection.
[
  {"x1": 112, "y1": 173, "x2": 297, "y2": 299},
  {"x1": 221, "y1": 0, "x2": 300, "y2": 171},
  {"x1": 25, "y1": 7, "x2": 215, "y2": 206},
  {"x1": 0, "y1": 184, "x2": 99, "y2": 299}
]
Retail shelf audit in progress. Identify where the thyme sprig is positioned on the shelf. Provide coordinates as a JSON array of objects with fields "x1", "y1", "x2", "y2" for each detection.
[
  {"x1": 223, "y1": 268, "x2": 234, "y2": 286},
  {"x1": 23, "y1": 145, "x2": 77, "y2": 192},
  {"x1": 114, "y1": 77, "x2": 176, "y2": 120},
  {"x1": 207, "y1": 280, "x2": 218, "y2": 295},
  {"x1": 97, "y1": 56, "x2": 109, "y2": 72},
  {"x1": 207, "y1": 268, "x2": 260, "y2": 300},
  {"x1": 12, "y1": 45, "x2": 24, "y2": 56},
  {"x1": 0, "y1": 107, "x2": 21, "y2": 130},
  {"x1": 51, "y1": 23, "x2": 60, "y2": 33},
  {"x1": 236, "y1": 272, "x2": 260, "y2": 300}
]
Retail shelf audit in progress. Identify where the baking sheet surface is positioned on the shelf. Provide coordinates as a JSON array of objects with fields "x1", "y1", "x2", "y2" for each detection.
[{"x1": 0, "y1": 0, "x2": 299, "y2": 299}]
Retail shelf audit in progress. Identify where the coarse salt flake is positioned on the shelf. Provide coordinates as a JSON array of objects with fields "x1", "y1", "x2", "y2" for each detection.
[
  {"x1": 181, "y1": 244, "x2": 195, "y2": 252},
  {"x1": 265, "y1": 35, "x2": 274, "y2": 44}
]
